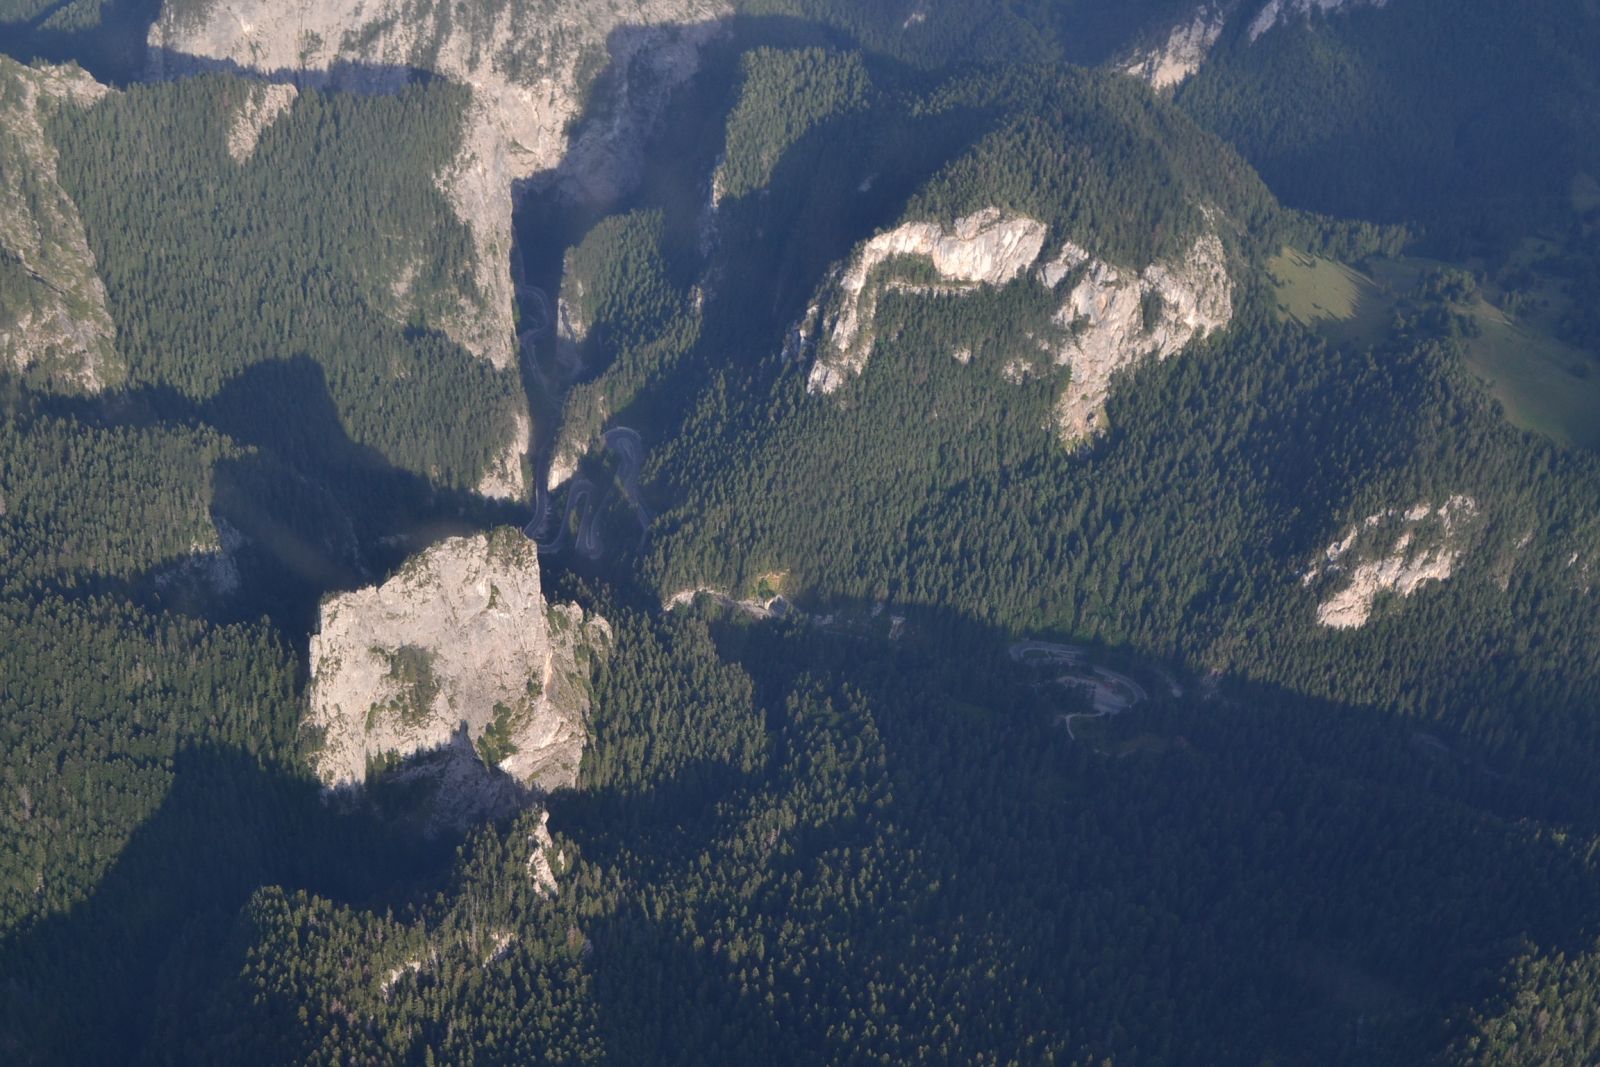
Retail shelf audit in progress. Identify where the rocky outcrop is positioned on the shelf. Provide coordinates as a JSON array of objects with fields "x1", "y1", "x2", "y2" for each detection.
[
  {"x1": 527, "y1": 809, "x2": 563, "y2": 896},
  {"x1": 0, "y1": 59, "x2": 120, "y2": 392},
  {"x1": 1248, "y1": 0, "x2": 1389, "y2": 40},
  {"x1": 795, "y1": 206, "x2": 1232, "y2": 444},
  {"x1": 803, "y1": 209, "x2": 1049, "y2": 394},
  {"x1": 1040, "y1": 233, "x2": 1233, "y2": 444},
  {"x1": 226, "y1": 82, "x2": 297, "y2": 162},
  {"x1": 1302, "y1": 497, "x2": 1479, "y2": 629},
  {"x1": 307, "y1": 529, "x2": 608, "y2": 813},
  {"x1": 476, "y1": 410, "x2": 531, "y2": 500},
  {"x1": 1122, "y1": 6, "x2": 1226, "y2": 90}
]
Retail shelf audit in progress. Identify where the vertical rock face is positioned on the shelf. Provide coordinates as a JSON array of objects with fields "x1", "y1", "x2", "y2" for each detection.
[
  {"x1": 149, "y1": 0, "x2": 730, "y2": 499},
  {"x1": 1121, "y1": 6, "x2": 1226, "y2": 91},
  {"x1": 476, "y1": 410, "x2": 532, "y2": 500},
  {"x1": 306, "y1": 529, "x2": 608, "y2": 801},
  {"x1": 1301, "y1": 497, "x2": 1480, "y2": 629},
  {"x1": 1040, "y1": 233, "x2": 1233, "y2": 444},
  {"x1": 795, "y1": 207, "x2": 1231, "y2": 447},
  {"x1": 147, "y1": 0, "x2": 730, "y2": 373},
  {"x1": 802, "y1": 209, "x2": 1050, "y2": 394},
  {"x1": 0, "y1": 58, "x2": 120, "y2": 392}
]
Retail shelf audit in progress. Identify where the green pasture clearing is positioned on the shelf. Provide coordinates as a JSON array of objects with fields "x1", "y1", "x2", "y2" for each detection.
[
  {"x1": 1267, "y1": 247, "x2": 1386, "y2": 343},
  {"x1": 1272, "y1": 247, "x2": 1600, "y2": 450}
]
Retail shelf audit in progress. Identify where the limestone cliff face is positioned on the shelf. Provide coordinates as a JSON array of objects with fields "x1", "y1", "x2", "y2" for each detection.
[
  {"x1": 476, "y1": 410, "x2": 532, "y2": 500},
  {"x1": 1039, "y1": 234, "x2": 1233, "y2": 444},
  {"x1": 306, "y1": 528, "x2": 608, "y2": 801},
  {"x1": 0, "y1": 59, "x2": 120, "y2": 392},
  {"x1": 1121, "y1": 5, "x2": 1226, "y2": 91},
  {"x1": 803, "y1": 209, "x2": 1049, "y2": 395},
  {"x1": 1117, "y1": 0, "x2": 1388, "y2": 88},
  {"x1": 1248, "y1": 0, "x2": 1388, "y2": 40},
  {"x1": 148, "y1": 0, "x2": 728, "y2": 370},
  {"x1": 1301, "y1": 497, "x2": 1480, "y2": 629},
  {"x1": 150, "y1": 0, "x2": 728, "y2": 501},
  {"x1": 796, "y1": 208, "x2": 1231, "y2": 445}
]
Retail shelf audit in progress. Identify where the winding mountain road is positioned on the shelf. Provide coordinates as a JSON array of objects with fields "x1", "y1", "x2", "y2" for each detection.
[
  {"x1": 1008, "y1": 641, "x2": 1152, "y2": 740},
  {"x1": 524, "y1": 426, "x2": 650, "y2": 559}
]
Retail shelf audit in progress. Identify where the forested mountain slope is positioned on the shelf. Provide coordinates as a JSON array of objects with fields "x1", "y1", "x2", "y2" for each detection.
[{"x1": 0, "y1": 1, "x2": 1598, "y2": 1064}]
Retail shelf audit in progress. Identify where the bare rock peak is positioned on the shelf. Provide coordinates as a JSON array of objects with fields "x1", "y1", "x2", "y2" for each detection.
[{"x1": 306, "y1": 529, "x2": 608, "y2": 823}]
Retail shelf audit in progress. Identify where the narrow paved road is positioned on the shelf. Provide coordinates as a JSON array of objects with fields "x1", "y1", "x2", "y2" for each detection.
[
  {"x1": 525, "y1": 426, "x2": 651, "y2": 559},
  {"x1": 1009, "y1": 641, "x2": 1153, "y2": 741}
]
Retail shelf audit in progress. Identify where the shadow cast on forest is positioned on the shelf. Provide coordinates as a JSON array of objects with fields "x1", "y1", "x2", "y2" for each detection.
[
  {"x1": 0, "y1": 744, "x2": 462, "y2": 1064},
  {"x1": 39, "y1": 355, "x2": 527, "y2": 642},
  {"x1": 555, "y1": 600, "x2": 1600, "y2": 1064},
  {"x1": 0, "y1": 0, "x2": 159, "y2": 84}
]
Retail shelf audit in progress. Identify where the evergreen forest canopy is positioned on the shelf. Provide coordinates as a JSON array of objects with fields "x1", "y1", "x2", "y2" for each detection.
[{"x1": 2, "y1": 1, "x2": 1600, "y2": 1064}]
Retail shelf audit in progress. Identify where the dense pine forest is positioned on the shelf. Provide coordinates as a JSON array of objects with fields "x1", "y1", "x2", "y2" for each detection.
[{"x1": 2, "y1": 1, "x2": 1600, "y2": 1064}]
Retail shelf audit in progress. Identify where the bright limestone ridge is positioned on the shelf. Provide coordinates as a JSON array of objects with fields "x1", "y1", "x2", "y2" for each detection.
[
  {"x1": 306, "y1": 529, "x2": 609, "y2": 811},
  {"x1": 1040, "y1": 233, "x2": 1233, "y2": 443},
  {"x1": 799, "y1": 208, "x2": 1050, "y2": 395},
  {"x1": 795, "y1": 208, "x2": 1233, "y2": 445}
]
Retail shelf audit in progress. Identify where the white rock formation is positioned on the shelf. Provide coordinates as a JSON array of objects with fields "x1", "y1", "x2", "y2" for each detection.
[
  {"x1": 1302, "y1": 497, "x2": 1479, "y2": 629},
  {"x1": 1123, "y1": 6, "x2": 1226, "y2": 90},
  {"x1": 794, "y1": 206, "x2": 1232, "y2": 444},
  {"x1": 0, "y1": 59, "x2": 119, "y2": 392},
  {"x1": 226, "y1": 82, "x2": 296, "y2": 162},
  {"x1": 1041, "y1": 233, "x2": 1233, "y2": 443},
  {"x1": 477, "y1": 410, "x2": 531, "y2": 500},
  {"x1": 1249, "y1": 0, "x2": 1389, "y2": 41},
  {"x1": 804, "y1": 209, "x2": 1049, "y2": 394},
  {"x1": 307, "y1": 528, "x2": 608, "y2": 798}
]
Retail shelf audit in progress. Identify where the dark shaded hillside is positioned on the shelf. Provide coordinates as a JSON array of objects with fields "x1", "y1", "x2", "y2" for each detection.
[{"x1": 1178, "y1": 0, "x2": 1600, "y2": 249}]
